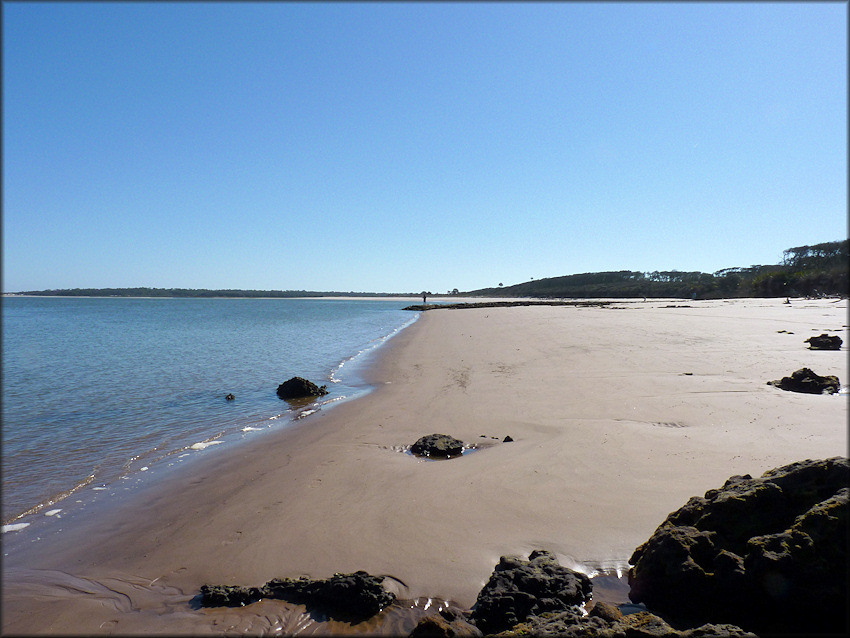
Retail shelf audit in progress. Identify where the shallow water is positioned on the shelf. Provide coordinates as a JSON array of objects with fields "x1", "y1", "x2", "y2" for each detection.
[{"x1": 2, "y1": 297, "x2": 418, "y2": 526}]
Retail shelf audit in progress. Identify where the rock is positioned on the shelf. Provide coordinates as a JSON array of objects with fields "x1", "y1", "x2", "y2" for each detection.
[
  {"x1": 468, "y1": 550, "x2": 592, "y2": 635},
  {"x1": 492, "y1": 608, "x2": 601, "y2": 637},
  {"x1": 767, "y1": 367, "x2": 840, "y2": 394},
  {"x1": 503, "y1": 435, "x2": 514, "y2": 443},
  {"x1": 682, "y1": 624, "x2": 758, "y2": 637},
  {"x1": 200, "y1": 571, "x2": 395, "y2": 623},
  {"x1": 409, "y1": 608, "x2": 483, "y2": 637},
  {"x1": 276, "y1": 376, "x2": 329, "y2": 400},
  {"x1": 589, "y1": 601, "x2": 623, "y2": 623},
  {"x1": 199, "y1": 583, "x2": 262, "y2": 607},
  {"x1": 805, "y1": 333, "x2": 843, "y2": 350},
  {"x1": 613, "y1": 610, "x2": 677, "y2": 636},
  {"x1": 263, "y1": 570, "x2": 395, "y2": 623},
  {"x1": 628, "y1": 457, "x2": 849, "y2": 634},
  {"x1": 410, "y1": 433, "x2": 464, "y2": 458},
  {"x1": 493, "y1": 609, "x2": 757, "y2": 637},
  {"x1": 613, "y1": 612, "x2": 758, "y2": 637},
  {"x1": 225, "y1": 393, "x2": 235, "y2": 401}
]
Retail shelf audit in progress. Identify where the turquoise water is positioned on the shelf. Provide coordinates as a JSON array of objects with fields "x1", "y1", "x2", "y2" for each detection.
[{"x1": 1, "y1": 297, "x2": 418, "y2": 524}]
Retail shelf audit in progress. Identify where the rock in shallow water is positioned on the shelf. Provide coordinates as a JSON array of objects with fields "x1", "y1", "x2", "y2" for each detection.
[
  {"x1": 628, "y1": 457, "x2": 849, "y2": 634},
  {"x1": 276, "y1": 376, "x2": 329, "y2": 400}
]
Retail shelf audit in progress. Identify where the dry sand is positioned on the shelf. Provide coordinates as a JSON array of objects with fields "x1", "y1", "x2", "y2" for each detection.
[{"x1": 2, "y1": 297, "x2": 847, "y2": 634}]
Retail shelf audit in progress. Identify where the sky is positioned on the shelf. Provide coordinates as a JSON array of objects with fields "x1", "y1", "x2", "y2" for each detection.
[{"x1": 3, "y1": 2, "x2": 847, "y2": 294}]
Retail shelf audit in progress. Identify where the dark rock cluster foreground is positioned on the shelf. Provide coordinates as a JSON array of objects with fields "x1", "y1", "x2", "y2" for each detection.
[
  {"x1": 628, "y1": 456, "x2": 849, "y2": 635},
  {"x1": 200, "y1": 458, "x2": 848, "y2": 636}
]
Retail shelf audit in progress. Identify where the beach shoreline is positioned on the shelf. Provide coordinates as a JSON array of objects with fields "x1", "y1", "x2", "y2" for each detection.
[{"x1": 2, "y1": 297, "x2": 847, "y2": 635}]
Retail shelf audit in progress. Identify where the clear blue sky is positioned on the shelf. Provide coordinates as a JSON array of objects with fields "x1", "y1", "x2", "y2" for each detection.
[{"x1": 3, "y1": 2, "x2": 846, "y2": 293}]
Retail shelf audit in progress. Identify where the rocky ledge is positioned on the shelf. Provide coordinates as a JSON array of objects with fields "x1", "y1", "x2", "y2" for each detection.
[{"x1": 403, "y1": 300, "x2": 614, "y2": 311}]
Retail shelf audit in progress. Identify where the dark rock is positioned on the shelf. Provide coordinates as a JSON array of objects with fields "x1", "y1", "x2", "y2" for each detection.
[
  {"x1": 199, "y1": 583, "x2": 262, "y2": 607},
  {"x1": 767, "y1": 367, "x2": 840, "y2": 394},
  {"x1": 493, "y1": 608, "x2": 599, "y2": 637},
  {"x1": 628, "y1": 457, "x2": 849, "y2": 634},
  {"x1": 614, "y1": 611, "x2": 678, "y2": 636},
  {"x1": 410, "y1": 433, "x2": 464, "y2": 458},
  {"x1": 468, "y1": 549, "x2": 592, "y2": 635},
  {"x1": 493, "y1": 610, "x2": 757, "y2": 637},
  {"x1": 225, "y1": 393, "x2": 235, "y2": 401},
  {"x1": 263, "y1": 570, "x2": 395, "y2": 623},
  {"x1": 276, "y1": 376, "x2": 329, "y2": 400},
  {"x1": 409, "y1": 608, "x2": 483, "y2": 637},
  {"x1": 613, "y1": 612, "x2": 758, "y2": 637},
  {"x1": 200, "y1": 571, "x2": 395, "y2": 623},
  {"x1": 589, "y1": 601, "x2": 623, "y2": 623},
  {"x1": 805, "y1": 333, "x2": 843, "y2": 350},
  {"x1": 503, "y1": 436, "x2": 514, "y2": 443},
  {"x1": 682, "y1": 624, "x2": 758, "y2": 637}
]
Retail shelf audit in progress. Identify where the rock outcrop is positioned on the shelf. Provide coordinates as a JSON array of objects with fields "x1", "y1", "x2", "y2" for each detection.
[
  {"x1": 468, "y1": 550, "x2": 592, "y2": 635},
  {"x1": 410, "y1": 433, "x2": 465, "y2": 458},
  {"x1": 276, "y1": 376, "x2": 329, "y2": 400},
  {"x1": 805, "y1": 333, "x2": 843, "y2": 350},
  {"x1": 767, "y1": 367, "x2": 840, "y2": 394},
  {"x1": 200, "y1": 571, "x2": 395, "y2": 623},
  {"x1": 627, "y1": 457, "x2": 849, "y2": 634}
]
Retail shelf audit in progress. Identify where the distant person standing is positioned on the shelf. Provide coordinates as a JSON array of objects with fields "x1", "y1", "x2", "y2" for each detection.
[{"x1": 422, "y1": 293, "x2": 427, "y2": 304}]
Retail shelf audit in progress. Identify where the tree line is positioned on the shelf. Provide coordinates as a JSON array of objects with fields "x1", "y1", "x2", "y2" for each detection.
[{"x1": 467, "y1": 240, "x2": 848, "y2": 300}]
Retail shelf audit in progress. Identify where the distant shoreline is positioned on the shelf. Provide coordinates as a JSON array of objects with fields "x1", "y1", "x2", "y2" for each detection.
[{"x1": 2, "y1": 289, "x2": 428, "y2": 299}]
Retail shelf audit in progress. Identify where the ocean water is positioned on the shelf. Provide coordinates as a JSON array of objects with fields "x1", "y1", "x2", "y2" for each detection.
[{"x1": 1, "y1": 296, "x2": 418, "y2": 526}]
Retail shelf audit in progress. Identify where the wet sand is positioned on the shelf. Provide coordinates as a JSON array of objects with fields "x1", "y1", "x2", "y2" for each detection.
[{"x1": 2, "y1": 297, "x2": 847, "y2": 634}]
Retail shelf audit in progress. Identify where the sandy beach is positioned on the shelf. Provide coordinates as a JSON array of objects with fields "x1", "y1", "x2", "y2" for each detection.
[{"x1": 2, "y1": 297, "x2": 847, "y2": 635}]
